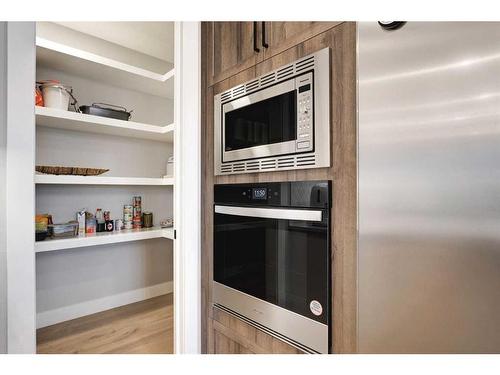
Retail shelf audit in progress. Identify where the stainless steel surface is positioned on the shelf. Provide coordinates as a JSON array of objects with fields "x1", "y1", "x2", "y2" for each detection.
[
  {"x1": 213, "y1": 281, "x2": 328, "y2": 353},
  {"x1": 214, "y1": 204, "x2": 323, "y2": 222},
  {"x1": 221, "y1": 74, "x2": 313, "y2": 162},
  {"x1": 214, "y1": 48, "x2": 330, "y2": 175},
  {"x1": 358, "y1": 22, "x2": 500, "y2": 353}
]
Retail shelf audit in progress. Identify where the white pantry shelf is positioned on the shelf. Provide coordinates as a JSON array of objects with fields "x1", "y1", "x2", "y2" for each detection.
[
  {"x1": 36, "y1": 37, "x2": 174, "y2": 98},
  {"x1": 35, "y1": 227, "x2": 174, "y2": 253},
  {"x1": 35, "y1": 174, "x2": 174, "y2": 186},
  {"x1": 36, "y1": 106, "x2": 174, "y2": 142}
]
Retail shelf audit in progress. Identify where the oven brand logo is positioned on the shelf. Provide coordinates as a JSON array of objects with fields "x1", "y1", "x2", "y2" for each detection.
[{"x1": 309, "y1": 300, "x2": 323, "y2": 316}]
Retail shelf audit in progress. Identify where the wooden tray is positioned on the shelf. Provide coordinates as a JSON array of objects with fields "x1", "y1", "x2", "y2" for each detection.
[{"x1": 36, "y1": 166, "x2": 109, "y2": 176}]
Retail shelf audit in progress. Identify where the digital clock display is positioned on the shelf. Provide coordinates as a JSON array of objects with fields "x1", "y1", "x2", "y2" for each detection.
[{"x1": 252, "y1": 188, "x2": 267, "y2": 200}]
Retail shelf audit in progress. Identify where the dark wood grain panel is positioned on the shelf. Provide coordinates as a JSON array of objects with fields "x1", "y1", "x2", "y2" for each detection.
[
  {"x1": 263, "y1": 22, "x2": 342, "y2": 60},
  {"x1": 329, "y1": 22, "x2": 357, "y2": 354},
  {"x1": 206, "y1": 22, "x2": 262, "y2": 87},
  {"x1": 214, "y1": 330, "x2": 256, "y2": 354},
  {"x1": 200, "y1": 21, "x2": 210, "y2": 354}
]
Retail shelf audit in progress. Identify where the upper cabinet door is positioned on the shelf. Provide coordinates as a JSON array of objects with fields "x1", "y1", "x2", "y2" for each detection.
[
  {"x1": 207, "y1": 22, "x2": 262, "y2": 86},
  {"x1": 262, "y1": 22, "x2": 341, "y2": 60}
]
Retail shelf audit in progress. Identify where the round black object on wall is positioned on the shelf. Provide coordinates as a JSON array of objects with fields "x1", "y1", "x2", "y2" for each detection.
[{"x1": 378, "y1": 21, "x2": 406, "y2": 30}]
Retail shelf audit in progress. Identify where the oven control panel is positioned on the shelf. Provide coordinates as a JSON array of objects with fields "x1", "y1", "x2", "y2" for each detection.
[
  {"x1": 296, "y1": 73, "x2": 314, "y2": 152},
  {"x1": 214, "y1": 181, "x2": 331, "y2": 208}
]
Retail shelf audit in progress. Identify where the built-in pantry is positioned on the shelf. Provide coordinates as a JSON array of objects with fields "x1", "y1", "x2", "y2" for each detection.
[{"x1": 33, "y1": 22, "x2": 176, "y2": 353}]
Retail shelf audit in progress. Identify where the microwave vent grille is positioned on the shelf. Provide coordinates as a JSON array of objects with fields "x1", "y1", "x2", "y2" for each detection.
[
  {"x1": 220, "y1": 91, "x2": 232, "y2": 102},
  {"x1": 296, "y1": 155, "x2": 316, "y2": 166},
  {"x1": 260, "y1": 72, "x2": 276, "y2": 86},
  {"x1": 277, "y1": 65, "x2": 294, "y2": 80},
  {"x1": 245, "y1": 79, "x2": 259, "y2": 92},
  {"x1": 277, "y1": 157, "x2": 295, "y2": 169},
  {"x1": 219, "y1": 53, "x2": 317, "y2": 104},
  {"x1": 232, "y1": 85, "x2": 245, "y2": 97},
  {"x1": 260, "y1": 160, "x2": 277, "y2": 170},
  {"x1": 219, "y1": 154, "x2": 317, "y2": 174},
  {"x1": 295, "y1": 56, "x2": 315, "y2": 73}
]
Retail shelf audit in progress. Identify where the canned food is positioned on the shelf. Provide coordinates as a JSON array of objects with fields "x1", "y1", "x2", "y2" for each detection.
[
  {"x1": 142, "y1": 212, "x2": 153, "y2": 228},
  {"x1": 124, "y1": 221, "x2": 133, "y2": 230},
  {"x1": 133, "y1": 196, "x2": 141, "y2": 207},
  {"x1": 114, "y1": 219, "x2": 123, "y2": 231},
  {"x1": 132, "y1": 216, "x2": 142, "y2": 229},
  {"x1": 123, "y1": 205, "x2": 133, "y2": 221},
  {"x1": 133, "y1": 206, "x2": 141, "y2": 218}
]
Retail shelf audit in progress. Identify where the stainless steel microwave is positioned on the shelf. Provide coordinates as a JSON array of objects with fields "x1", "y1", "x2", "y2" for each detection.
[{"x1": 214, "y1": 48, "x2": 331, "y2": 176}]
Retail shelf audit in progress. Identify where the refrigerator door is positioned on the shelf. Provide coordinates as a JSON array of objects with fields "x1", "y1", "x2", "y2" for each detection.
[{"x1": 358, "y1": 22, "x2": 500, "y2": 353}]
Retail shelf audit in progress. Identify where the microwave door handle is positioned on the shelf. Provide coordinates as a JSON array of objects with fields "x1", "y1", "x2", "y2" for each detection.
[{"x1": 214, "y1": 205, "x2": 322, "y2": 222}]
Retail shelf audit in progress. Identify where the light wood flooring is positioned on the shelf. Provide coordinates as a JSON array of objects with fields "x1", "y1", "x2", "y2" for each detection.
[{"x1": 37, "y1": 294, "x2": 173, "y2": 354}]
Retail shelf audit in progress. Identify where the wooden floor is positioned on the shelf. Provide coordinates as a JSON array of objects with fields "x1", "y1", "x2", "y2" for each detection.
[{"x1": 37, "y1": 294, "x2": 173, "y2": 354}]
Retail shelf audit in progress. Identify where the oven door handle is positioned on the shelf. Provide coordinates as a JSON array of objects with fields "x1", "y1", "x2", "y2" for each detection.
[{"x1": 214, "y1": 205, "x2": 323, "y2": 222}]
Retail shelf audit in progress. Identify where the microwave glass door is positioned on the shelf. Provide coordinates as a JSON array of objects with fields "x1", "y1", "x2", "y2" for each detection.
[
  {"x1": 214, "y1": 207, "x2": 329, "y2": 324},
  {"x1": 224, "y1": 90, "x2": 297, "y2": 152}
]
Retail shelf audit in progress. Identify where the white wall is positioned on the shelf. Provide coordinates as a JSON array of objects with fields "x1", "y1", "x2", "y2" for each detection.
[
  {"x1": 36, "y1": 238, "x2": 172, "y2": 328},
  {"x1": 0, "y1": 21, "x2": 7, "y2": 354},
  {"x1": 37, "y1": 127, "x2": 172, "y2": 178},
  {"x1": 37, "y1": 66, "x2": 173, "y2": 126}
]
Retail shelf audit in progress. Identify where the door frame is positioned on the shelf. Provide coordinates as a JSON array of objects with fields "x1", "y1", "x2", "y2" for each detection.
[
  {"x1": 4, "y1": 21, "x2": 37, "y2": 354},
  {"x1": 173, "y1": 21, "x2": 202, "y2": 354}
]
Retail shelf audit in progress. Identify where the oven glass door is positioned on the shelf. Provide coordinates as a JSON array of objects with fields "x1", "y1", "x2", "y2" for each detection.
[
  {"x1": 214, "y1": 205, "x2": 329, "y2": 324},
  {"x1": 222, "y1": 78, "x2": 298, "y2": 162}
]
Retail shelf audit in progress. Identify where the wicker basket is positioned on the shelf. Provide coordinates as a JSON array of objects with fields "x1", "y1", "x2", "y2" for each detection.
[{"x1": 36, "y1": 165, "x2": 109, "y2": 176}]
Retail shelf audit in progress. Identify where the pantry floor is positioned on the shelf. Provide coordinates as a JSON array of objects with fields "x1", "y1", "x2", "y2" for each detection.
[{"x1": 36, "y1": 294, "x2": 173, "y2": 354}]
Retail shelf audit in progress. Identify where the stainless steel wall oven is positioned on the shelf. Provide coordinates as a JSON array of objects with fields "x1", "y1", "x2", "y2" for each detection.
[
  {"x1": 213, "y1": 181, "x2": 332, "y2": 353},
  {"x1": 214, "y1": 48, "x2": 330, "y2": 175}
]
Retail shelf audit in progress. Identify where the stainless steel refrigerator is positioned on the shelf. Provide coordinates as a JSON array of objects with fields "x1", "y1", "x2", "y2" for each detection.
[{"x1": 358, "y1": 22, "x2": 500, "y2": 353}]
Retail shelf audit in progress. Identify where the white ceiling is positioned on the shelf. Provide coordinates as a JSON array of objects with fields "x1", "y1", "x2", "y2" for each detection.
[{"x1": 54, "y1": 22, "x2": 174, "y2": 63}]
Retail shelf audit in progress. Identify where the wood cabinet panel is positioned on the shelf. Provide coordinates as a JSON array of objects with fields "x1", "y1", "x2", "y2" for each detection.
[
  {"x1": 211, "y1": 307, "x2": 303, "y2": 354},
  {"x1": 201, "y1": 63, "x2": 257, "y2": 354},
  {"x1": 201, "y1": 22, "x2": 357, "y2": 354},
  {"x1": 214, "y1": 330, "x2": 256, "y2": 354},
  {"x1": 204, "y1": 22, "x2": 340, "y2": 87},
  {"x1": 206, "y1": 22, "x2": 262, "y2": 86},
  {"x1": 262, "y1": 22, "x2": 341, "y2": 60}
]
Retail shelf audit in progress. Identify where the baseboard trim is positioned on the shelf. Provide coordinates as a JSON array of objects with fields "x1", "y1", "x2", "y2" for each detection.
[{"x1": 36, "y1": 281, "x2": 173, "y2": 329}]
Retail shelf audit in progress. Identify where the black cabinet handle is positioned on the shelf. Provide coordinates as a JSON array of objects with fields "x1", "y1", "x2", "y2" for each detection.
[
  {"x1": 253, "y1": 22, "x2": 260, "y2": 53},
  {"x1": 262, "y1": 22, "x2": 269, "y2": 48}
]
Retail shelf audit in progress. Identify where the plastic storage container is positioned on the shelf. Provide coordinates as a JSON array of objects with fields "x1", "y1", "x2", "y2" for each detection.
[
  {"x1": 40, "y1": 82, "x2": 74, "y2": 111},
  {"x1": 48, "y1": 223, "x2": 78, "y2": 238}
]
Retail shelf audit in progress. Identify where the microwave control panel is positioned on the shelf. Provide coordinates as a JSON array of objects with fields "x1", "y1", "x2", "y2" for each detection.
[{"x1": 296, "y1": 73, "x2": 314, "y2": 152}]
